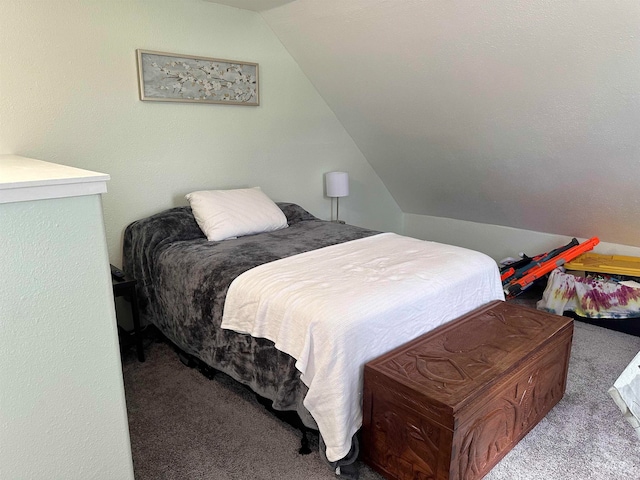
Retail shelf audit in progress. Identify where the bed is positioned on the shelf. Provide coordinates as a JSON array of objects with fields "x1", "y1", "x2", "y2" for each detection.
[{"x1": 123, "y1": 194, "x2": 504, "y2": 473}]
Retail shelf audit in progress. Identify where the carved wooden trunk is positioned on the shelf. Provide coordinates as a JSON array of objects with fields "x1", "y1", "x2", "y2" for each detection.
[{"x1": 361, "y1": 300, "x2": 573, "y2": 480}]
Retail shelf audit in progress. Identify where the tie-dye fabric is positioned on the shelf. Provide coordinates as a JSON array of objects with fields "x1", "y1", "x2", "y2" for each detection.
[{"x1": 537, "y1": 268, "x2": 640, "y2": 318}]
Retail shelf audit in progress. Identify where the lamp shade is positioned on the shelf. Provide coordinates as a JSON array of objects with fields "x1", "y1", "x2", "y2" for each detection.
[{"x1": 325, "y1": 172, "x2": 349, "y2": 198}]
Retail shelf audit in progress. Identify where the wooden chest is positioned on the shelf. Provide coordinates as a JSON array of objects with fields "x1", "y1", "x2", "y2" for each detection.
[{"x1": 361, "y1": 301, "x2": 573, "y2": 480}]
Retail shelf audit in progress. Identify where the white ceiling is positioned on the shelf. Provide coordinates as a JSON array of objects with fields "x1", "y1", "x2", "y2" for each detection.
[{"x1": 213, "y1": 0, "x2": 640, "y2": 247}]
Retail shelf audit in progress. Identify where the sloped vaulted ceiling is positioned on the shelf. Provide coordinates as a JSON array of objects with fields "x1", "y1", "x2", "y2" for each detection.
[{"x1": 215, "y1": 0, "x2": 640, "y2": 247}]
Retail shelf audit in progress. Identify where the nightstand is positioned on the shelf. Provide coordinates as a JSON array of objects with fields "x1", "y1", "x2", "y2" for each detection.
[{"x1": 111, "y1": 265, "x2": 145, "y2": 362}]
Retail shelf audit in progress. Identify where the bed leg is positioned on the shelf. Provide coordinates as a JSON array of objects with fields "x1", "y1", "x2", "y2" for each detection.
[
  {"x1": 178, "y1": 351, "x2": 194, "y2": 367},
  {"x1": 299, "y1": 427, "x2": 312, "y2": 455},
  {"x1": 177, "y1": 351, "x2": 217, "y2": 379},
  {"x1": 254, "y1": 394, "x2": 313, "y2": 455},
  {"x1": 198, "y1": 363, "x2": 217, "y2": 380}
]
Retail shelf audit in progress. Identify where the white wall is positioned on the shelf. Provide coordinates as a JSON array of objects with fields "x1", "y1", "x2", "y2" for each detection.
[
  {"x1": 262, "y1": 0, "x2": 640, "y2": 249},
  {"x1": 405, "y1": 213, "x2": 640, "y2": 262},
  {"x1": 0, "y1": 0, "x2": 402, "y2": 266}
]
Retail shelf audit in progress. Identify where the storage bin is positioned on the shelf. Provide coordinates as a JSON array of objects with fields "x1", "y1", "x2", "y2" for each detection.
[{"x1": 564, "y1": 253, "x2": 640, "y2": 278}]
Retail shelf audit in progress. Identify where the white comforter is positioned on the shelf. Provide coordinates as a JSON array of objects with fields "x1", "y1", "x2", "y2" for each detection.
[{"x1": 221, "y1": 232, "x2": 504, "y2": 462}]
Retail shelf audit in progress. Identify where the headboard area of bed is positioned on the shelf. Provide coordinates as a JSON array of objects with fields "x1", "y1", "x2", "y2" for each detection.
[
  {"x1": 126, "y1": 202, "x2": 319, "y2": 247},
  {"x1": 123, "y1": 202, "x2": 318, "y2": 263}
]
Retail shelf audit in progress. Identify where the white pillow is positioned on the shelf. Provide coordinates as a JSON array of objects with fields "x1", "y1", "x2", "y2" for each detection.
[{"x1": 185, "y1": 187, "x2": 288, "y2": 241}]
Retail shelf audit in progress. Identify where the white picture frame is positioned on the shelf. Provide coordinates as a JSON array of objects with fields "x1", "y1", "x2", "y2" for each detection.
[{"x1": 136, "y1": 49, "x2": 259, "y2": 106}]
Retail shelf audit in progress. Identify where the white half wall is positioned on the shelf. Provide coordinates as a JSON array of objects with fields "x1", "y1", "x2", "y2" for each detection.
[
  {"x1": 0, "y1": 0, "x2": 401, "y2": 266},
  {"x1": 405, "y1": 213, "x2": 640, "y2": 262}
]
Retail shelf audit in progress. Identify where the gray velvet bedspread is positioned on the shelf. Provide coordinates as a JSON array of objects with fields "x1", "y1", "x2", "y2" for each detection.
[{"x1": 122, "y1": 203, "x2": 378, "y2": 430}]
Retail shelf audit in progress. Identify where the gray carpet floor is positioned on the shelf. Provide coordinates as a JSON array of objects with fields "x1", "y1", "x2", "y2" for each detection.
[{"x1": 122, "y1": 303, "x2": 640, "y2": 479}]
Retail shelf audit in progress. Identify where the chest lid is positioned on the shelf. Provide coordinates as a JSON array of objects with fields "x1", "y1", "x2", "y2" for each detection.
[{"x1": 366, "y1": 301, "x2": 572, "y2": 412}]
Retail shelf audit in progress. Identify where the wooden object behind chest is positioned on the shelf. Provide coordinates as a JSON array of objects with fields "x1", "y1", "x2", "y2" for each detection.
[{"x1": 361, "y1": 300, "x2": 573, "y2": 480}]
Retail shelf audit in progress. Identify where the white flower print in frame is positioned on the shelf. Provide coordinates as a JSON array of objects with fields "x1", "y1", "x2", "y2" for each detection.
[{"x1": 136, "y1": 50, "x2": 259, "y2": 106}]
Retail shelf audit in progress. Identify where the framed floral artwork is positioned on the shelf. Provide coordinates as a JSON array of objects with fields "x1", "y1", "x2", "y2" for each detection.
[{"x1": 136, "y1": 49, "x2": 259, "y2": 106}]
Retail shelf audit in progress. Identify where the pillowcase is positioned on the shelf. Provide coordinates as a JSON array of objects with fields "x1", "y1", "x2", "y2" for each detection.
[{"x1": 185, "y1": 187, "x2": 288, "y2": 241}]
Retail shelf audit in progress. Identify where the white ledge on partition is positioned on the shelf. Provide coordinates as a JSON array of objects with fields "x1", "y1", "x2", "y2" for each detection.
[{"x1": 0, "y1": 154, "x2": 110, "y2": 204}]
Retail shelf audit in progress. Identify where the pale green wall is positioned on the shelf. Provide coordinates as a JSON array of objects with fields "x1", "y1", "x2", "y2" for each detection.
[
  {"x1": 0, "y1": 195, "x2": 134, "y2": 479},
  {"x1": 0, "y1": 0, "x2": 402, "y2": 266}
]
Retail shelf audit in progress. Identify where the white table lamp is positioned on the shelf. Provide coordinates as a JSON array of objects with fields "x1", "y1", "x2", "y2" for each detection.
[{"x1": 325, "y1": 171, "x2": 349, "y2": 223}]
